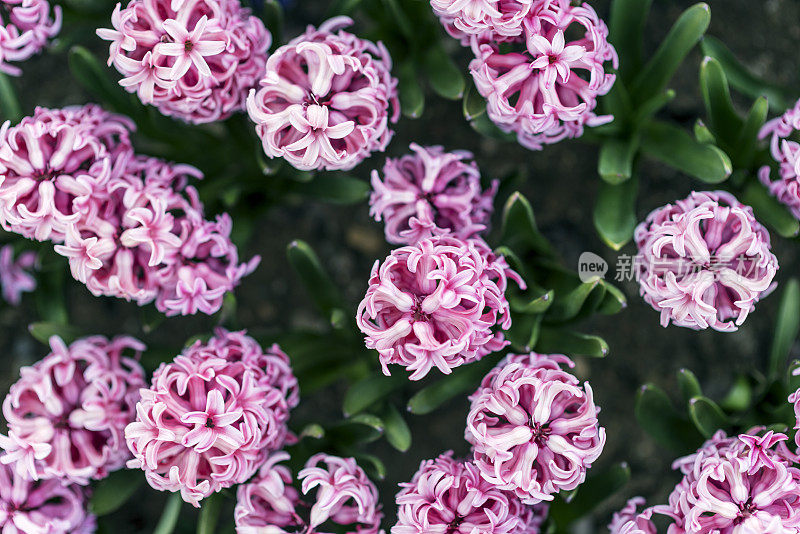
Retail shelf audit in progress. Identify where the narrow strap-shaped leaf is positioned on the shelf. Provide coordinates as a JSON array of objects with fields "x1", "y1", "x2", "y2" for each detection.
[
  {"x1": 598, "y1": 137, "x2": 639, "y2": 184},
  {"x1": 689, "y1": 396, "x2": 729, "y2": 438},
  {"x1": 597, "y1": 282, "x2": 627, "y2": 315},
  {"x1": 397, "y1": 60, "x2": 425, "y2": 119},
  {"x1": 735, "y1": 96, "x2": 768, "y2": 169},
  {"x1": 720, "y1": 375, "x2": 752, "y2": 412},
  {"x1": 353, "y1": 454, "x2": 386, "y2": 480},
  {"x1": 500, "y1": 192, "x2": 556, "y2": 258},
  {"x1": 677, "y1": 368, "x2": 702, "y2": 405},
  {"x1": 593, "y1": 176, "x2": 638, "y2": 251},
  {"x1": 382, "y1": 0, "x2": 414, "y2": 41},
  {"x1": 286, "y1": 240, "x2": 344, "y2": 320},
  {"x1": 68, "y1": 46, "x2": 144, "y2": 121},
  {"x1": 509, "y1": 289, "x2": 553, "y2": 314},
  {"x1": 381, "y1": 403, "x2": 412, "y2": 452},
  {"x1": 197, "y1": 492, "x2": 222, "y2": 534},
  {"x1": 329, "y1": 414, "x2": 384, "y2": 445},
  {"x1": 769, "y1": 278, "x2": 800, "y2": 379},
  {"x1": 545, "y1": 279, "x2": 602, "y2": 323},
  {"x1": 609, "y1": 0, "x2": 653, "y2": 83},
  {"x1": 641, "y1": 121, "x2": 731, "y2": 183},
  {"x1": 407, "y1": 358, "x2": 495, "y2": 415},
  {"x1": 153, "y1": 493, "x2": 182, "y2": 534},
  {"x1": 635, "y1": 383, "x2": 701, "y2": 453},
  {"x1": 299, "y1": 423, "x2": 325, "y2": 440},
  {"x1": 285, "y1": 173, "x2": 369, "y2": 204},
  {"x1": 633, "y1": 89, "x2": 676, "y2": 125},
  {"x1": 90, "y1": 469, "x2": 143, "y2": 516},
  {"x1": 463, "y1": 81, "x2": 486, "y2": 121},
  {"x1": 741, "y1": 181, "x2": 800, "y2": 238},
  {"x1": 326, "y1": 0, "x2": 364, "y2": 17},
  {"x1": 0, "y1": 73, "x2": 22, "y2": 123},
  {"x1": 700, "y1": 56, "x2": 743, "y2": 147},
  {"x1": 535, "y1": 328, "x2": 609, "y2": 358},
  {"x1": 548, "y1": 462, "x2": 631, "y2": 527},
  {"x1": 343, "y1": 375, "x2": 405, "y2": 416},
  {"x1": 28, "y1": 322, "x2": 82, "y2": 345},
  {"x1": 694, "y1": 119, "x2": 716, "y2": 144},
  {"x1": 260, "y1": 0, "x2": 284, "y2": 47},
  {"x1": 423, "y1": 45, "x2": 465, "y2": 100}
]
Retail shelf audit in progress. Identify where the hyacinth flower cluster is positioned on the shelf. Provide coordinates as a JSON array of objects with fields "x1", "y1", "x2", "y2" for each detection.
[
  {"x1": 235, "y1": 452, "x2": 383, "y2": 533},
  {"x1": 608, "y1": 429, "x2": 800, "y2": 533},
  {"x1": 0, "y1": 244, "x2": 36, "y2": 305},
  {"x1": 393, "y1": 451, "x2": 548, "y2": 534},
  {"x1": 0, "y1": 335, "x2": 145, "y2": 485},
  {"x1": 433, "y1": 0, "x2": 617, "y2": 150},
  {"x1": 369, "y1": 143, "x2": 497, "y2": 245},
  {"x1": 759, "y1": 97, "x2": 800, "y2": 220},
  {"x1": 634, "y1": 191, "x2": 779, "y2": 332},
  {"x1": 0, "y1": 105, "x2": 258, "y2": 316},
  {"x1": 466, "y1": 352, "x2": 605, "y2": 504},
  {"x1": 126, "y1": 329, "x2": 299, "y2": 506},
  {"x1": 247, "y1": 16, "x2": 400, "y2": 171},
  {"x1": 0, "y1": 0, "x2": 61, "y2": 76},
  {"x1": 97, "y1": 0, "x2": 270, "y2": 123}
]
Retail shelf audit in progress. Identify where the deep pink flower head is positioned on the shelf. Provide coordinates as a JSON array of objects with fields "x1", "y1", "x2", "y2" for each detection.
[
  {"x1": 393, "y1": 451, "x2": 547, "y2": 534},
  {"x1": 608, "y1": 497, "x2": 657, "y2": 534},
  {"x1": 469, "y1": 0, "x2": 617, "y2": 150},
  {"x1": 126, "y1": 329, "x2": 299, "y2": 506},
  {"x1": 634, "y1": 191, "x2": 778, "y2": 332},
  {"x1": 97, "y1": 0, "x2": 270, "y2": 123},
  {"x1": 356, "y1": 235, "x2": 521, "y2": 380},
  {"x1": 246, "y1": 16, "x2": 400, "y2": 171},
  {"x1": 466, "y1": 352, "x2": 605, "y2": 504},
  {"x1": 369, "y1": 143, "x2": 498, "y2": 245},
  {"x1": 431, "y1": 0, "x2": 533, "y2": 43},
  {"x1": 0, "y1": 245, "x2": 36, "y2": 305},
  {"x1": 0, "y1": 463, "x2": 95, "y2": 534},
  {"x1": 235, "y1": 452, "x2": 383, "y2": 534},
  {"x1": 0, "y1": 335, "x2": 145, "y2": 485},
  {"x1": 759, "y1": 98, "x2": 800, "y2": 221},
  {"x1": 0, "y1": 0, "x2": 61, "y2": 76}
]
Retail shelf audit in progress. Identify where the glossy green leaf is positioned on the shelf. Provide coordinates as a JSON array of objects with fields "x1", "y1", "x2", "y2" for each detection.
[
  {"x1": 631, "y1": 3, "x2": 710, "y2": 104},
  {"x1": 407, "y1": 358, "x2": 495, "y2": 415},
  {"x1": 741, "y1": 181, "x2": 800, "y2": 238},
  {"x1": 329, "y1": 414, "x2": 384, "y2": 445},
  {"x1": 634, "y1": 89, "x2": 677, "y2": 124},
  {"x1": 343, "y1": 375, "x2": 405, "y2": 416},
  {"x1": 29, "y1": 322, "x2": 82, "y2": 346},
  {"x1": 597, "y1": 282, "x2": 627, "y2": 315},
  {"x1": 720, "y1": 375, "x2": 752, "y2": 412},
  {"x1": 609, "y1": 0, "x2": 653, "y2": 82},
  {"x1": 677, "y1": 368, "x2": 702, "y2": 405},
  {"x1": 153, "y1": 493, "x2": 182, "y2": 534},
  {"x1": 286, "y1": 240, "x2": 343, "y2": 319},
  {"x1": 700, "y1": 56, "x2": 742, "y2": 146},
  {"x1": 500, "y1": 192, "x2": 555, "y2": 258},
  {"x1": 506, "y1": 312, "x2": 543, "y2": 352},
  {"x1": 197, "y1": 493, "x2": 222, "y2": 534},
  {"x1": 299, "y1": 423, "x2": 325, "y2": 440},
  {"x1": 354, "y1": 454, "x2": 386, "y2": 480},
  {"x1": 463, "y1": 81, "x2": 486, "y2": 121},
  {"x1": 260, "y1": 1, "x2": 283, "y2": 46},
  {"x1": 548, "y1": 462, "x2": 631, "y2": 527},
  {"x1": 598, "y1": 137, "x2": 638, "y2": 184},
  {"x1": 694, "y1": 119, "x2": 716, "y2": 144},
  {"x1": 398, "y1": 61, "x2": 425, "y2": 119},
  {"x1": 509, "y1": 289, "x2": 553, "y2": 314},
  {"x1": 701, "y1": 36, "x2": 794, "y2": 112},
  {"x1": 546, "y1": 279, "x2": 602, "y2": 323},
  {"x1": 689, "y1": 396, "x2": 729, "y2": 438},
  {"x1": 381, "y1": 403, "x2": 412, "y2": 452},
  {"x1": 593, "y1": 176, "x2": 638, "y2": 250},
  {"x1": 286, "y1": 173, "x2": 369, "y2": 204},
  {"x1": 769, "y1": 278, "x2": 800, "y2": 379},
  {"x1": 0, "y1": 73, "x2": 22, "y2": 123},
  {"x1": 736, "y1": 96, "x2": 769, "y2": 168},
  {"x1": 635, "y1": 383, "x2": 700, "y2": 453},
  {"x1": 641, "y1": 121, "x2": 732, "y2": 183},
  {"x1": 90, "y1": 469, "x2": 143, "y2": 516},
  {"x1": 382, "y1": 0, "x2": 414, "y2": 41},
  {"x1": 423, "y1": 45, "x2": 465, "y2": 100},
  {"x1": 535, "y1": 328, "x2": 609, "y2": 358}
]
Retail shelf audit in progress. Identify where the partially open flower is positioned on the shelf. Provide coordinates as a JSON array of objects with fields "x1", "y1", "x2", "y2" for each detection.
[
  {"x1": 431, "y1": 0, "x2": 533, "y2": 43},
  {"x1": 759, "y1": 98, "x2": 800, "y2": 221},
  {"x1": 0, "y1": 335, "x2": 145, "y2": 484},
  {"x1": 0, "y1": 245, "x2": 36, "y2": 305},
  {"x1": 393, "y1": 451, "x2": 546, "y2": 534},
  {"x1": 126, "y1": 329, "x2": 298, "y2": 506},
  {"x1": 0, "y1": 463, "x2": 95, "y2": 533},
  {"x1": 466, "y1": 353, "x2": 605, "y2": 504},
  {"x1": 235, "y1": 452, "x2": 383, "y2": 534},
  {"x1": 369, "y1": 143, "x2": 497, "y2": 244},
  {"x1": 0, "y1": 0, "x2": 61, "y2": 76},
  {"x1": 97, "y1": 0, "x2": 270, "y2": 123},
  {"x1": 634, "y1": 191, "x2": 778, "y2": 332},
  {"x1": 247, "y1": 16, "x2": 399, "y2": 171},
  {"x1": 608, "y1": 497, "x2": 657, "y2": 534},
  {"x1": 469, "y1": 0, "x2": 617, "y2": 150},
  {"x1": 357, "y1": 235, "x2": 519, "y2": 380}
]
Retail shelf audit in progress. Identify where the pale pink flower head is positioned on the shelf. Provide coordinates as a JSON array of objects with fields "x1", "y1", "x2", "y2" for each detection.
[
  {"x1": 125, "y1": 329, "x2": 299, "y2": 507},
  {"x1": 469, "y1": 0, "x2": 617, "y2": 150},
  {"x1": 356, "y1": 235, "x2": 520, "y2": 381},
  {"x1": 466, "y1": 352, "x2": 605, "y2": 504},
  {"x1": 0, "y1": 463, "x2": 95, "y2": 534},
  {"x1": 759, "y1": 98, "x2": 800, "y2": 221},
  {"x1": 0, "y1": 0, "x2": 61, "y2": 76},
  {"x1": 0, "y1": 335, "x2": 146, "y2": 485},
  {"x1": 97, "y1": 0, "x2": 270, "y2": 123},
  {"x1": 246, "y1": 16, "x2": 400, "y2": 171},
  {"x1": 634, "y1": 191, "x2": 779, "y2": 332},
  {"x1": 608, "y1": 497, "x2": 657, "y2": 534},
  {"x1": 369, "y1": 143, "x2": 498, "y2": 245},
  {"x1": 431, "y1": 0, "x2": 533, "y2": 43},
  {"x1": 393, "y1": 451, "x2": 546, "y2": 534},
  {"x1": 235, "y1": 452, "x2": 383, "y2": 534},
  {"x1": 0, "y1": 245, "x2": 36, "y2": 305}
]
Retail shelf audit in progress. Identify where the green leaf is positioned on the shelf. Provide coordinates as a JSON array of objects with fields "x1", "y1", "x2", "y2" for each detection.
[
  {"x1": 299, "y1": 423, "x2": 325, "y2": 440},
  {"x1": 407, "y1": 359, "x2": 495, "y2": 415},
  {"x1": 286, "y1": 173, "x2": 368, "y2": 204},
  {"x1": 500, "y1": 192, "x2": 555, "y2": 258},
  {"x1": 153, "y1": 493, "x2": 182, "y2": 534},
  {"x1": 689, "y1": 396, "x2": 729, "y2": 438},
  {"x1": 197, "y1": 493, "x2": 222, "y2": 534},
  {"x1": 90, "y1": 469, "x2": 143, "y2": 516},
  {"x1": 634, "y1": 89, "x2": 677, "y2": 124},
  {"x1": 641, "y1": 121, "x2": 732, "y2": 183},
  {"x1": 509, "y1": 289, "x2": 553, "y2": 314},
  {"x1": 741, "y1": 181, "x2": 800, "y2": 238},
  {"x1": 546, "y1": 279, "x2": 602, "y2": 322},
  {"x1": 398, "y1": 61, "x2": 425, "y2": 119},
  {"x1": 677, "y1": 368, "x2": 702, "y2": 405},
  {"x1": 260, "y1": 0, "x2": 284, "y2": 46},
  {"x1": 769, "y1": 278, "x2": 800, "y2": 379},
  {"x1": 423, "y1": 45, "x2": 465, "y2": 100},
  {"x1": 506, "y1": 312, "x2": 543, "y2": 352},
  {"x1": 354, "y1": 454, "x2": 386, "y2": 480},
  {"x1": 343, "y1": 375, "x2": 405, "y2": 416},
  {"x1": 631, "y1": 3, "x2": 710, "y2": 104},
  {"x1": 720, "y1": 375, "x2": 752, "y2": 412},
  {"x1": 68, "y1": 46, "x2": 143, "y2": 121},
  {"x1": 593, "y1": 176, "x2": 638, "y2": 250},
  {"x1": 598, "y1": 137, "x2": 638, "y2": 184},
  {"x1": 693, "y1": 119, "x2": 716, "y2": 144},
  {"x1": 463, "y1": 81, "x2": 486, "y2": 121},
  {"x1": 635, "y1": 383, "x2": 700, "y2": 453},
  {"x1": 701, "y1": 36, "x2": 794, "y2": 112},
  {"x1": 326, "y1": 0, "x2": 364, "y2": 17},
  {"x1": 0, "y1": 73, "x2": 22, "y2": 123},
  {"x1": 382, "y1": 0, "x2": 414, "y2": 41},
  {"x1": 381, "y1": 403, "x2": 412, "y2": 452},
  {"x1": 470, "y1": 113, "x2": 517, "y2": 142},
  {"x1": 535, "y1": 328, "x2": 609, "y2": 358},
  {"x1": 28, "y1": 322, "x2": 82, "y2": 346},
  {"x1": 735, "y1": 96, "x2": 768, "y2": 168},
  {"x1": 609, "y1": 0, "x2": 653, "y2": 82},
  {"x1": 700, "y1": 57, "x2": 743, "y2": 148},
  {"x1": 286, "y1": 240, "x2": 343, "y2": 319},
  {"x1": 597, "y1": 282, "x2": 627, "y2": 315},
  {"x1": 548, "y1": 462, "x2": 631, "y2": 527}
]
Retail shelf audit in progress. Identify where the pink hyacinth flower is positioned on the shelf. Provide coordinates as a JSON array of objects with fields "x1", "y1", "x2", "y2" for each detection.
[
  {"x1": 369, "y1": 143, "x2": 498, "y2": 245},
  {"x1": 0, "y1": 463, "x2": 95, "y2": 534},
  {"x1": 466, "y1": 352, "x2": 605, "y2": 504},
  {"x1": 357, "y1": 235, "x2": 521, "y2": 381},
  {"x1": 247, "y1": 16, "x2": 400, "y2": 171},
  {"x1": 125, "y1": 329, "x2": 299, "y2": 506},
  {"x1": 235, "y1": 452, "x2": 383, "y2": 534},
  {"x1": 469, "y1": 0, "x2": 617, "y2": 150},
  {"x1": 97, "y1": 0, "x2": 270, "y2": 123},
  {"x1": 0, "y1": 245, "x2": 36, "y2": 305},
  {"x1": 758, "y1": 98, "x2": 800, "y2": 222},
  {"x1": 431, "y1": 0, "x2": 533, "y2": 44},
  {"x1": 393, "y1": 451, "x2": 547, "y2": 534},
  {"x1": 634, "y1": 191, "x2": 778, "y2": 332},
  {"x1": 608, "y1": 497, "x2": 657, "y2": 534},
  {"x1": 0, "y1": 335, "x2": 146, "y2": 484},
  {"x1": 0, "y1": 0, "x2": 61, "y2": 76},
  {"x1": 790, "y1": 381, "x2": 800, "y2": 451}
]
